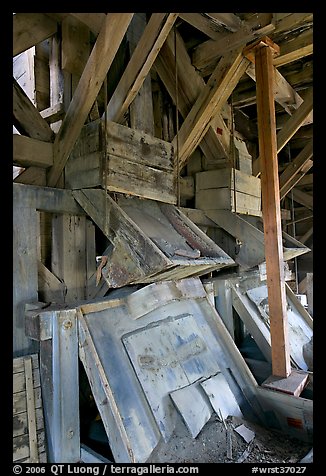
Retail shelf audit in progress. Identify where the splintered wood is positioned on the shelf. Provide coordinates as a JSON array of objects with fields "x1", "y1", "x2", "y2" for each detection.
[{"x1": 13, "y1": 354, "x2": 47, "y2": 463}]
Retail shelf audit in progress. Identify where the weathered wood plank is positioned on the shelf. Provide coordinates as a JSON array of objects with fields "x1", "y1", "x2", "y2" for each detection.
[
  {"x1": 13, "y1": 205, "x2": 39, "y2": 356},
  {"x1": 154, "y1": 29, "x2": 229, "y2": 164},
  {"x1": 276, "y1": 88, "x2": 313, "y2": 153},
  {"x1": 38, "y1": 261, "x2": 66, "y2": 303},
  {"x1": 172, "y1": 47, "x2": 250, "y2": 170},
  {"x1": 13, "y1": 354, "x2": 39, "y2": 374},
  {"x1": 13, "y1": 183, "x2": 85, "y2": 215},
  {"x1": 13, "y1": 135, "x2": 53, "y2": 168},
  {"x1": 13, "y1": 13, "x2": 57, "y2": 57},
  {"x1": 291, "y1": 188, "x2": 313, "y2": 210},
  {"x1": 24, "y1": 357, "x2": 39, "y2": 462},
  {"x1": 51, "y1": 215, "x2": 87, "y2": 303},
  {"x1": 69, "y1": 13, "x2": 106, "y2": 36},
  {"x1": 279, "y1": 142, "x2": 313, "y2": 200},
  {"x1": 254, "y1": 41, "x2": 291, "y2": 377},
  {"x1": 13, "y1": 388, "x2": 42, "y2": 415},
  {"x1": 274, "y1": 28, "x2": 313, "y2": 67},
  {"x1": 178, "y1": 13, "x2": 230, "y2": 40},
  {"x1": 13, "y1": 368, "x2": 40, "y2": 393},
  {"x1": 47, "y1": 13, "x2": 134, "y2": 187},
  {"x1": 13, "y1": 431, "x2": 45, "y2": 462},
  {"x1": 14, "y1": 167, "x2": 47, "y2": 186},
  {"x1": 105, "y1": 13, "x2": 178, "y2": 123},
  {"x1": 61, "y1": 15, "x2": 90, "y2": 76},
  {"x1": 192, "y1": 14, "x2": 274, "y2": 76},
  {"x1": 196, "y1": 189, "x2": 261, "y2": 216},
  {"x1": 127, "y1": 13, "x2": 154, "y2": 135},
  {"x1": 13, "y1": 78, "x2": 54, "y2": 142},
  {"x1": 196, "y1": 168, "x2": 261, "y2": 196}
]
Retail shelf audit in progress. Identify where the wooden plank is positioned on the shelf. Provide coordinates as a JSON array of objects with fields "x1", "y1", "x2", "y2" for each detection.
[
  {"x1": 291, "y1": 188, "x2": 313, "y2": 210},
  {"x1": 72, "y1": 189, "x2": 171, "y2": 287},
  {"x1": 47, "y1": 13, "x2": 134, "y2": 187},
  {"x1": 13, "y1": 78, "x2": 54, "y2": 142},
  {"x1": 274, "y1": 13, "x2": 313, "y2": 35},
  {"x1": 51, "y1": 215, "x2": 87, "y2": 303},
  {"x1": 154, "y1": 29, "x2": 229, "y2": 164},
  {"x1": 106, "y1": 155, "x2": 176, "y2": 204},
  {"x1": 14, "y1": 167, "x2": 47, "y2": 186},
  {"x1": 13, "y1": 13, "x2": 57, "y2": 57},
  {"x1": 13, "y1": 135, "x2": 53, "y2": 168},
  {"x1": 274, "y1": 28, "x2": 313, "y2": 68},
  {"x1": 192, "y1": 14, "x2": 274, "y2": 76},
  {"x1": 178, "y1": 13, "x2": 230, "y2": 40},
  {"x1": 24, "y1": 357, "x2": 39, "y2": 462},
  {"x1": 127, "y1": 13, "x2": 154, "y2": 135},
  {"x1": 38, "y1": 261, "x2": 66, "y2": 303},
  {"x1": 13, "y1": 205, "x2": 39, "y2": 356},
  {"x1": 253, "y1": 41, "x2": 291, "y2": 377},
  {"x1": 13, "y1": 183, "x2": 85, "y2": 215},
  {"x1": 279, "y1": 142, "x2": 313, "y2": 200},
  {"x1": 196, "y1": 168, "x2": 261, "y2": 196},
  {"x1": 13, "y1": 354, "x2": 39, "y2": 375},
  {"x1": 13, "y1": 407, "x2": 44, "y2": 438},
  {"x1": 13, "y1": 388, "x2": 42, "y2": 415},
  {"x1": 205, "y1": 13, "x2": 242, "y2": 32},
  {"x1": 105, "y1": 13, "x2": 178, "y2": 123},
  {"x1": 14, "y1": 368, "x2": 40, "y2": 394},
  {"x1": 61, "y1": 15, "x2": 90, "y2": 76},
  {"x1": 69, "y1": 13, "x2": 106, "y2": 36},
  {"x1": 196, "y1": 189, "x2": 261, "y2": 215},
  {"x1": 39, "y1": 310, "x2": 80, "y2": 462},
  {"x1": 276, "y1": 88, "x2": 313, "y2": 153},
  {"x1": 13, "y1": 431, "x2": 45, "y2": 462},
  {"x1": 173, "y1": 47, "x2": 249, "y2": 170}
]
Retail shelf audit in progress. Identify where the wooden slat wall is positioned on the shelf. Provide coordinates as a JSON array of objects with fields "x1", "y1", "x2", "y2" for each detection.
[{"x1": 13, "y1": 354, "x2": 47, "y2": 463}]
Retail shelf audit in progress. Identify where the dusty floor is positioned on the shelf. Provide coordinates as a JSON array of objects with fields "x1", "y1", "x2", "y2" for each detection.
[{"x1": 146, "y1": 413, "x2": 312, "y2": 464}]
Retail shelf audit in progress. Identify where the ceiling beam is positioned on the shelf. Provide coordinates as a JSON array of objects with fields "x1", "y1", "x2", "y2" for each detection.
[
  {"x1": 47, "y1": 13, "x2": 134, "y2": 187},
  {"x1": 192, "y1": 14, "x2": 274, "y2": 76},
  {"x1": 172, "y1": 47, "x2": 250, "y2": 170},
  {"x1": 274, "y1": 28, "x2": 313, "y2": 68},
  {"x1": 104, "y1": 13, "x2": 178, "y2": 124},
  {"x1": 291, "y1": 188, "x2": 313, "y2": 210},
  {"x1": 69, "y1": 13, "x2": 106, "y2": 36},
  {"x1": 13, "y1": 13, "x2": 57, "y2": 57},
  {"x1": 13, "y1": 78, "x2": 54, "y2": 142},
  {"x1": 279, "y1": 142, "x2": 313, "y2": 200}
]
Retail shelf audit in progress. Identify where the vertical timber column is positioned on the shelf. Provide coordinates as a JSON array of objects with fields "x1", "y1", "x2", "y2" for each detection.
[{"x1": 245, "y1": 38, "x2": 291, "y2": 377}]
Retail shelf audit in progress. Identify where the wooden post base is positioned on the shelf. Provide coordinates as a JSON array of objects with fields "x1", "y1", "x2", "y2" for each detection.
[{"x1": 261, "y1": 370, "x2": 309, "y2": 397}]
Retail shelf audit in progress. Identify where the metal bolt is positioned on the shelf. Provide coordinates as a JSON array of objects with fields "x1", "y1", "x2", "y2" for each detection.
[
  {"x1": 63, "y1": 320, "x2": 73, "y2": 330},
  {"x1": 67, "y1": 429, "x2": 74, "y2": 439}
]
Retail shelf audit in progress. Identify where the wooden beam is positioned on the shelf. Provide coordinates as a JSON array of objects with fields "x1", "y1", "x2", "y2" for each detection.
[
  {"x1": 13, "y1": 183, "x2": 85, "y2": 215},
  {"x1": 299, "y1": 226, "x2": 313, "y2": 245},
  {"x1": 252, "y1": 39, "x2": 291, "y2": 378},
  {"x1": 274, "y1": 28, "x2": 313, "y2": 68},
  {"x1": 291, "y1": 188, "x2": 313, "y2": 210},
  {"x1": 105, "y1": 13, "x2": 178, "y2": 123},
  {"x1": 61, "y1": 15, "x2": 90, "y2": 76},
  {"x1": 279, "y1": 142, "x2": 313, "y2": 200},
  {"x1": 14, "y1": 167, "x2": 47, "y2": 186},
  {"x1": 276, "y1": 88, "x2": 313, "y2": 153},
  {"x1": 205, "y1": 13, "x2": 242, "y2": 32},
  {"x1": 273, "y1": 13, "x2": 313, "y2": 35},
  {"x1": 13, "y1": 78, "x2": 54, "y2": 143},
  {"x1": 172, "y1": 47, "x2": 250, "y2": 171},
  {"x1": 127, "y1": 13, "x2": 155, "y2": 135},
  {"x1": 13, "y1": 13, "x2": 57, "y2": 57},
  {"x1": 47, "y1": 13, "x2": 133, "y2": 187},
  {"x1": 155, "y1": 30, "x2": 229, "y2": 163},
  {"x1": 13, "y1": 135, "x2": 53, "y2": 168},
  {"x1": 192, "y1": 14, "x2": 274, "y2": 76},
  {"x1": 69, "y1": 13, "x2": 106, "y2": 36}
]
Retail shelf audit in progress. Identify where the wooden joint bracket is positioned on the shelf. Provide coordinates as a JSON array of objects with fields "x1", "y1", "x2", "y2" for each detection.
[{"x1": 243, "y1": 36, "x2": 280, "y2": 63}]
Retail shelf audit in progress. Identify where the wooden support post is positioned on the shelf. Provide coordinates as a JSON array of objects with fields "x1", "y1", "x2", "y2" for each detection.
[
  {"x1": 245, "y1": 38, "x2": 291, "y2": 378},
  {"x1": 35, "y1": 309, "x2": 80, "y2": 462}
]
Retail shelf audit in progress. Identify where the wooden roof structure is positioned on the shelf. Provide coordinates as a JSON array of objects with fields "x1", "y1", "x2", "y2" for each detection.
[{"x1": 13, "y1": 12, "x2": 313, "y2": 355}]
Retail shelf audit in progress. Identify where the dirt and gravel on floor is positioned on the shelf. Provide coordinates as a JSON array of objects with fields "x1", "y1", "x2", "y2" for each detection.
[{"x1": 147, "y1": 413, "x2": 312, "y2": 464}]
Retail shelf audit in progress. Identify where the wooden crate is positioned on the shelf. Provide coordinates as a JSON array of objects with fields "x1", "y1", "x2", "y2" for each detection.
[
  {"x1": 13, "y1": 354, "x2": 47, "y2": 463},
  {"x1": 65, "y1": 118, "x2": 176, "y2": 204},
  {"x1": 195, "y1": 168, "x2": 261, "y2": 216}
]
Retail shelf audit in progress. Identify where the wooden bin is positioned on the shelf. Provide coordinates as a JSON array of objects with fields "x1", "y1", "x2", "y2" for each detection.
[
  {"x1": 195, "y1": 168, "x2": 261, "y2": 217},
  {"x1": 65, "y1": 118, "x2": 176, "y2": 204},
  {"x1": 73, "y1": 189, "x2": 236, "y2": 288}
]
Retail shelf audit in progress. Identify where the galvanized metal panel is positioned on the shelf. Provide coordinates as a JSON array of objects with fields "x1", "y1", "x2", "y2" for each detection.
[
  {"x1": 170, "y1": 383, "x2": 213, "y2": 438},
  {"x1": 123, "y1": 314, "x2": 220, "y2": 441},
  {"x1": 200, "y1": 372, "x2": 243, "y2": 420},
  {"x1": 246, "y1": 285, "x2": 313, "y2": 370}
]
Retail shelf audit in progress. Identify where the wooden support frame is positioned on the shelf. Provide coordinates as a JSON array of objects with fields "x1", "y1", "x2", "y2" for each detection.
[
  {"x1": 246, "y1": 38, "x2": 291, "y2": 378},
  {"x1": 26, "y1": 309, "x2": 80, "y2": 462}
]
